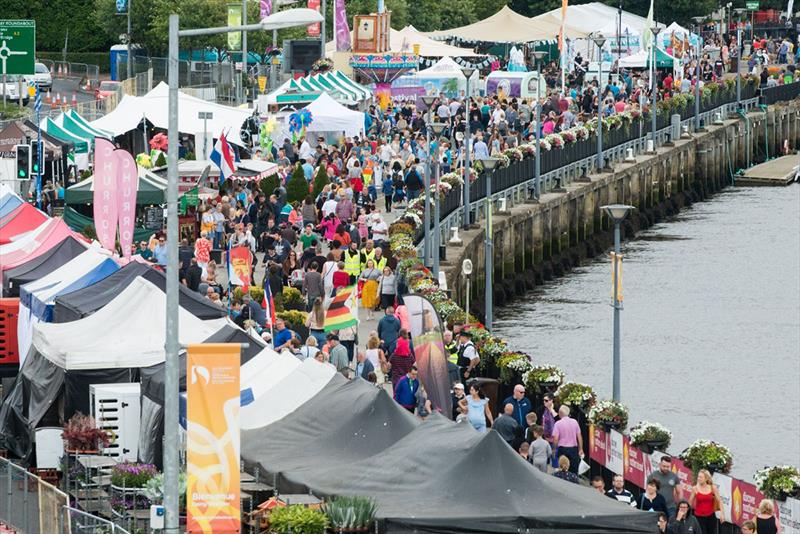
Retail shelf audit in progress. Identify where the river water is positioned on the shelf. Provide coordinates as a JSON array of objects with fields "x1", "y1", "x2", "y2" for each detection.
[{"x1": 495, "y1": 185, "x2": 800, "y2": 479}]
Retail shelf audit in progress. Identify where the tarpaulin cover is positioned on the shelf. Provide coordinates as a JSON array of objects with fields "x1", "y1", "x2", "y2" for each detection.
[
  {"x1": 240, "y1": 349, "x2": 300, "y2": 409},
  {"x1": 32, "y1": 277, "x2": 228, "y2": 370},
  {"x1": 53, "y1": 261, "x2": 228, "y2": 322},
  {"x1": 0, "y1": 203, "x2": 48, "y2": 244},
  {"x1": 242, "y1": 378, "x2": 658, "y2": 533},
  {"x1": 63, "y1": 206, "x2": 153, "y2": 244},
  {"x1": 3, "y1": 237, "x2": 87, "y2": 297},
  {"x1": 0, "y1": 192, "x2": 23, "y2": 219},
  {"x1": 0, "y1": 219, "x2": 84, "y2": 274}
]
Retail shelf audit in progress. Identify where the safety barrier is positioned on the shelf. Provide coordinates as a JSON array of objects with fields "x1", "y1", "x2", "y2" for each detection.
[
  {"x1": 760, "y1": 81, "x2": 800, "y2": 105},
  {"x1": 0, "y1": 456, "x2": 67, "y2": 534}
]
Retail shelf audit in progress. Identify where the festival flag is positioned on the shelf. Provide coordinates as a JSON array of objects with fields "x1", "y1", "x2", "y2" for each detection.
[
  {"x1": 643, "y1": 0, "x2": 654, "y2": 51},
  {"x1": 559, "y1": 0, "x2": 568, "y2": 52},
  {"x1": 226, "y1": 242, "x2": 250, "y2": 288},
  {"x1": 260, "y1": 0, "x2": 272, "y2": 19},
  {"x1": 93, "y1": 138, "x2": 119, "y2": 252},
  {"x1": 115, "y1": 149, "x2": 138, "y2": 259},
  {"x1": 324, "y1": 286, "x2": 358, "y2": 332},
  {"x1": 262, "y1": 281, "x2": 277, "y2": 327},
  {"x1": 210, "y1": 132, "x2": 237, "y2": 184},
  {"x1": 334, "y1": 0, "x2": 352, "y2": 52}
]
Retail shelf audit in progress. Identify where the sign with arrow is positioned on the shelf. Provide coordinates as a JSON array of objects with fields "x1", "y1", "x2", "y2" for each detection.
[{"x1": 0, "y1": 20, "x2": 35, "y2": 76}]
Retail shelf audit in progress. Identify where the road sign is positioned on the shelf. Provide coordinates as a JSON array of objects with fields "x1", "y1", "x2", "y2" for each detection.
[
  {"x1": 745, "y1": 1, "x2": 759, "y2": 9},
  {"x1": 0, "y1": 20, "x2": 35, "y2": 75}
]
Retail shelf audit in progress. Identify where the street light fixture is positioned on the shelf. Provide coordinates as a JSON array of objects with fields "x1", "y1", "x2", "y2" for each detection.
[
  {"x1": 601, "y1": 203, "x2": 634, "y2": 402},
  {"x1": 420, "y1": 94, "x2": 437, "y2": 268},
  {"x1": 649, "y1": 25, "x2": 662, "y2": 149},
  {"x1": 430, "y1": 122, "x2": 447, "y2": 278},
  {"x1": 480, "y1": 156, "x2": 499, "y2": 330},
  {"x1": 166, "y1": 9, "x2": 322, "y2": 532},
  {"x1": 591, "y1": 33, "x2": 607, "y2": 171},
  {"x1": 459, "y1": 67, "x2": 475, "y2": 230}
]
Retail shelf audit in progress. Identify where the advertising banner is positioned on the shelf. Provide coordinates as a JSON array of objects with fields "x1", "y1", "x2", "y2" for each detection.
[
  {"x1": 334, "y1": 0, "x2": 351, "y2": 52},
  {"x1": 589, "y1": 425, "x2": 607, "y2": 465},
  {"x1": 115, "y1": 149, "x2": 138, "y2": 259},
  {"x1": 227, "y1": 4, "x2": 242, "y2": 51},
  {"x1": 731, "y1": 479, "x2": 766, "y2": 526},
  {"x1": 93, "y1": 138, "x2": 119, "y2": 252},
  {"x1": 307, "y1": 0, "x2": 320, "y2": 36},
  {"x1": 187, "y1": 344, "x2": 241, "y2": 534},
  {"x1": 607, "y1": 429, "x2": 624, "y2": 475},
  {"x1": 624, "y1": 437, "x2": 646, "y2": 488},
  {"x1": 713, "y1": 473, "x2": 733, "y2": 523},
  {"x1": 228, "y1": 245, "x2": 253, "y2": 288},
  {"x1": 778, "y1": 497, "x2": 800, "y2": 534}
]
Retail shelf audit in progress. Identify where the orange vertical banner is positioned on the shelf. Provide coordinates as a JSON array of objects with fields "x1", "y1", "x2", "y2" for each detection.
[{"x1": 187, "y1": 343, "x2": 241, "y2": 534}]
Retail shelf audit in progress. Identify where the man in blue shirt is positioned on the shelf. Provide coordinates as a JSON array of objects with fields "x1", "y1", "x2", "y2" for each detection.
[
  {"x1": 377, "y1": 306, "x2": 401, "y2": 354},
  {"x1": 153, "y1": 236, "x2": 168, "y2": 267},
  {"x1": 472, "y1": 134, "x2": 489, "y2": 160},
  {"x1": 393, "y1": 366, "x2": 419, "y2": 412},
  {"x1": 502, "y1": 384, "x2": 532, "y2": 428},
  {"x1": 272, "y1": 318, "x2": 295, "y2": 351},
  {"x1": 355, "y1": 350, "x2": 375, "y2": 380}
]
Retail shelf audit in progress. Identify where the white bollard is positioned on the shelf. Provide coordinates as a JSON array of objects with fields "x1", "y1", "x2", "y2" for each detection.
[
  {"x1": 624, "y1": 148, "x2": 636, "y2": 162},
  {"x1": 449, "y1": 226, "x2": 462, "y2": 245},
  {"x1": 499, "y1": 197, "x2": 507, "y2": 212},
  {"x1": 713, "y1": 112, "x2": 724, "y2": 125},
  {"x1": 438, "y1": 270, "x2": 448, "y2": 291},
  {"x1": 646, "y1": 139, "x2": 655, "y2": 153}
]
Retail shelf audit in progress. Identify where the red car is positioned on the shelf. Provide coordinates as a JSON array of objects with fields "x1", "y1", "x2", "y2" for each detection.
[{"x1": 95, "y1": 80, "x2": 122, "y2": 99}]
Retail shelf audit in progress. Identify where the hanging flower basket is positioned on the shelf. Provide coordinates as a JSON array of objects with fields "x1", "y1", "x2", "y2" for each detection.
[
  {"x1": 554, "y1": 381, "x2": 596, "y2": 411},
  {"x1": 753, "y1": 466, "x2": 800, "y2": 501},
  {"x1": 679, "y1": 440, "x2": 733, "y2": 477},
  {"x1": 587, "y1": 399, "x2": 629, "y2": 431},
  {"x1": 521, "y1": 364, "x2": 565, "y2": 394},
  {"x1": 629, "y1": 421, "x2": 672, "y2": 453}
]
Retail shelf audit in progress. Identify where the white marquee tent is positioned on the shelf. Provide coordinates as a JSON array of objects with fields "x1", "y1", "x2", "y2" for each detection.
[
  {"x1": 326, "y1": 25, "x2": 481, "y2": 57},
  {"x1": 273, "y1": 93, "x2": 365, "y2": 142},
  {"x1": 394, "y1": 56, "x2": 481, "y2": 97},
  {"x1": 90, "y1": 82, "x2": 254, "y2": 147},
  {"x1": 32, "y1": 277, "x2": 228, "y2": 370}
]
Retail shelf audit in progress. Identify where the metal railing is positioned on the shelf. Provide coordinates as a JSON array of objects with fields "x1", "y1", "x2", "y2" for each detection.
[
  {"x1": 0, "y1": 456, "x2": 67, "y2": 534},
  {"x1": 62, "y1": 505, "x2": 132, "y2": 534},
  {"x1": 423, "y1": 92, "x2": 767, "y2": 253},
  {"x1": 760, "y1": 81, "x2": 800, "y2": 105},
  {"x1": 38, "y1": 59, "x2": 100, "y2": 88}
]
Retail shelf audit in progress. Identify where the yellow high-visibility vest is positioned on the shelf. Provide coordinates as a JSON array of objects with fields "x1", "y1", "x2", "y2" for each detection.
[{"x1": 344, "y1": 250, "x2": 361, "y2": 276}]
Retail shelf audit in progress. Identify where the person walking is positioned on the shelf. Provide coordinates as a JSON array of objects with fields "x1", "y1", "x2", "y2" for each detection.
[
  {"x1": 639, "y1": 480, "x2": 669, "y2": 514},
  {"x1": 689, "y1": 469, "x2": 725, "y2": 534},
  {"x1": 551, "y1": 404, "x2": 583, "y2": 475},
  {"x1": 376, "y1": 266, "x2": 397, "y2": 310},
  {"x1": 606, "y1": 474, "x2": 637, "y2": 507},
  {"x1": 670, "y1": 501, "x2": 703, "y2": 534},
  {"x1": 302, "y1": 262, "x2": 325, "y2": 310},
  {"x1": 541, "y1": 393, "x2": 559, "y2": 467},
  {"x1": 648, "y1": 455, "x2": 681, "y2": 518},
  {"x1": 755, "y1": 500, "x2": 780, "y2": 534},
  {"x1": 359, "y1": 259, "x2": 381, "y2": 319},
  {"x1": 393, "y1": 365, "x2": 420, "y2": 412},
  {"x1": 460, "y1": 382, "x2": 493, "y2": 433},
  {"x1": 552, "y1": 456, "x2": 580, "y2": 484}
]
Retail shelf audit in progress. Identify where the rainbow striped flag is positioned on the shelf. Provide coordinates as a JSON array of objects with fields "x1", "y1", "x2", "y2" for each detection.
[{"x1": 324, "y1": 286, "x2": 358, "y2": 332}]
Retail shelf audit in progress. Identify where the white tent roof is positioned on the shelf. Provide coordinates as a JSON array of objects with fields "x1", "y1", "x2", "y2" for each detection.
[
  {"x1": 326, "y1": 25, "x2": 480, "y2": 57},
  {"x1": 32, "y1": 277, "x2": 228, "y2": 370},
  {"x1": 415, "y1": 56, "x2": 481, "y2": 81},
  {"x1": 531, "y1": 2, "x2": 662, "y2": 37},
  {"x1": 240, "y1": 349, "x2": 301, "y2": 406},
  {"x1": 240, "y1": 358, "x2": 336, "y2": 430},
  {"x1": 664, "y1": 22, "x2": 692, "y2": 36},
  {"x1": 276, "y1": 93, "x2": 364, "y2": 140},
  {"x1": 90, "y1": 82, "x2": 254, "y2": 147},
  {"x1": 0, "y1": 183, "x2": 18, "y2": 202}
]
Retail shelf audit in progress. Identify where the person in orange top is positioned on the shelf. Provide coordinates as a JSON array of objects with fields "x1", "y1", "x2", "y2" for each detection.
[{"x1": 194, "y1": 231, "x2": 213, "y2": 277}]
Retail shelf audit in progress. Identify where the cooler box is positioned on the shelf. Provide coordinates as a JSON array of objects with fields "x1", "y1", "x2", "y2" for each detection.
[{"x1": 0, "y1": 298, "x2": 20, "y2": 368}]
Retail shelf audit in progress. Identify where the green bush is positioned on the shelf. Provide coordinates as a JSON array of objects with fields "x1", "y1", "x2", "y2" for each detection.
[
  {"x1": 277, "y1": 310, "x2": 308, "y2": 330},
  {"x1": 282, "y1": 286, "x2": 304, "y2": 307},
  {"x1": 322, "y1": 496, "x2": 377, "y2": 529},
  {"x1": 268, "y1": 505, "x2": 327, "y2": 534},
  {"x1": 286, "y1": 164, "x2": 309, "y2": 204},
  {"x1": 260, "y1": 173, "x2": 281, "y2": 199},
  {"x1": 312, "y1": 164, "x2": 329, "y2": 198},
  {"x1": 232, "y1": 285, "x2": 265, "y2": 303}
]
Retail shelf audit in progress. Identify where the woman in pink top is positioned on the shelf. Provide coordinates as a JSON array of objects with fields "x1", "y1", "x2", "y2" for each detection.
[
  {"x1": 614, "y1": 100, "x2": 626, "y2": 113},
  {"x1": 194, "y1": 232, "x2": 212, "y2": 276}
]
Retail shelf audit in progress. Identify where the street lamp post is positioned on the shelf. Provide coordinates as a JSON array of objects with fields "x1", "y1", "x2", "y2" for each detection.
[
  {"x1": 592, "y1": 33, "x2": 607, "y2": 171},
  {"x1": 480, "y1": 157, "x2": 499, "y2": 330},
  {"x1": 736, "y1": 28, "x2": 742, "y2": 107},
  {"x1": 430, "y1": 122, "x2": 447, "y2": 279},
  {"x1": 420, "y1": 94, "x2": 437, "y2": 268},
  {"x1": 695, "y1": 33, "x2": 702, "y2": 132},
  {"x1": 601, "y1": 203, "x2": 634, "y2": 402},
  {"x1": 198, "y1": 111, "x2": 213, "y2": 159},
  {"x1": 460, "y1": 66, "x2": 475, "y2": 229},
  {"x1": 532, "y1": 51, "x2": 546, "y2": 200},
  {"x1": 167, "y1": 10, "x2": 321, "y2": 532},
  {"x1": 650, "y1": 26, "x2": 662, "y2": 148}
]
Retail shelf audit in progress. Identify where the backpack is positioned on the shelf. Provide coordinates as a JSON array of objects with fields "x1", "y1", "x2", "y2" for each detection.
[{"x1": 290, "y1": 269, "x2": 305, "y2": 287}]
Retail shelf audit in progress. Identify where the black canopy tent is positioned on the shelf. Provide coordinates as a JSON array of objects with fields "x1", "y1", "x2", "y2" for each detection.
[
  {"x1": 242, "y1": 378, "x2": 658, "y2": 533},
  {"x1": 3, "y1": 237, "x2": 87, "y2": 297},
  {"x1": 53, "y1": 262, "x2": 227, "y2": 322}
]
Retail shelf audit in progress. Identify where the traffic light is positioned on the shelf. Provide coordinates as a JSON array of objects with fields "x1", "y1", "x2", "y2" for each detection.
[
  {"x1": 15, "y1": 144, "x2": 31, "y2": 180},
  {"x1": 30, "y1": 140, "x2": 40, "y2": 175}
]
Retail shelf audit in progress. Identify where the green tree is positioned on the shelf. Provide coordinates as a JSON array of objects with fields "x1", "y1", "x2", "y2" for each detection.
[
  {"x1": 260, "y1": 172, "x2": 280, "y2": 199},
  {"x1": 286, "y1": 164, "x2": 310, "y2": 204},
  {"x1": 312, "y1": 164, "x2": 330, "y2": 198},
  {"x1": 472, "y1": 0, "x2": 508, "y2": 21},
  {"x1": 5, "y1": 0, "x2": 110, "y2": 52}
]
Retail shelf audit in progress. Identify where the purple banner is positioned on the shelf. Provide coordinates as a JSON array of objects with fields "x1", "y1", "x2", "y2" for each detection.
[
  {"x1": 260, "y1": 0, "x2": 271, "y2": 19},
  {"x1": 390, "y1": 86, "x2": 426, "y2": 108},
  {"x1": 334, "y1": 0, "x2": 351, "y2": 52}
]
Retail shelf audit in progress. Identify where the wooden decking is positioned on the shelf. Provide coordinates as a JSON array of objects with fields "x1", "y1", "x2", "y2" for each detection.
[{"x1": 737, "y1": 155, "x2": 800, "y2": 186}]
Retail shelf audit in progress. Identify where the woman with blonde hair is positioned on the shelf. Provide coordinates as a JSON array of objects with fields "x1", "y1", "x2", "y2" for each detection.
[
  {"x1": 755, "y1": 499, "x2": 780, "y2": 534},
  {"x1": 305, "y1": 297, "x2": 327, "y2": 347},
  {"x1": 689, "y1": 469, "x2": 725, "y2": 534},
  {"x1": 365, "y1": 332, "x2": 388, "y2": 384},
  {"x1": 359, "y1": 259, "x2": 381, "y2": 319}
]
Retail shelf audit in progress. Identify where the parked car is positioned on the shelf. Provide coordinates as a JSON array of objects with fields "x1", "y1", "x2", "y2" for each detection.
[
  {"x1": 95, "y1": 80, "x2": 122, "y2": 99},
  {"x1": 32, "y1": 62, "x2": 52, "y2": 91},
  {"x1": 0, "y1": 76, "x2": 29, "y2": 106}
]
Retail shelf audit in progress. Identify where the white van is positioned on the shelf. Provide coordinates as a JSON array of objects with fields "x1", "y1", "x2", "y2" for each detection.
[{"x1": 485, "y1": 71, "x2": 547, "y2": 101}]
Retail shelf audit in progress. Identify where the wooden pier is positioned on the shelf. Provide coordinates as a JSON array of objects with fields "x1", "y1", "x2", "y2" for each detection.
[{"x1": 737, "y1": 155, "x2": 800, "y2": 186}]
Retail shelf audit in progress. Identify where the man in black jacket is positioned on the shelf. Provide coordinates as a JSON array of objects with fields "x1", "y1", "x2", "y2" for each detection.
[
  {"x1": 182, "y1": 258, "x2": 203, "y2": 293},
  {"x1": 404, "y1": 159, "x2": 423, "y2": 200}
]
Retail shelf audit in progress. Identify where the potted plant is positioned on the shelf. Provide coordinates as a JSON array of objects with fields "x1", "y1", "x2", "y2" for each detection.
[
  {"x1": 553, "y1": 382, "x2": 597, "y2": 412},
  {"x1": 283, "y1": 287, "x2": 305, "y2": 311},
  {"x1": 496, "y1": 352, "x2": 532, "y2": 384},
  {"x1": 521, "y1": 364, "x2": 565, "y2": 394},
  {"x1": 277, "y1": 310, "x2": 309, "y2": 341},
  {"x1": 61, "y1": 412, "x2": 111, "y2": 453},
  {"x1": 143, "y1": 472, "x2": 188, "y2": 521},
  {"x1": 321, "y1": 496, "x2": 377, "y2": 532},
  {"x1": 754, "y1": 466, "x2": 800, "y2": 501},
  {"x1": 679, "y1": 439, "x2": 733, "y2": 476},
  {"x1": 268, "y1": 504, "x2": 328, "y2": 534},
  {"x1": 110, "y1": 462, "x2": 159, "y2": 489},
  {"x1": 587, "y1": 399, "x2": 629, "y2": 431},
  {"x1": 629, "y1": 421, "x2": 672, "y2": 453}
]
